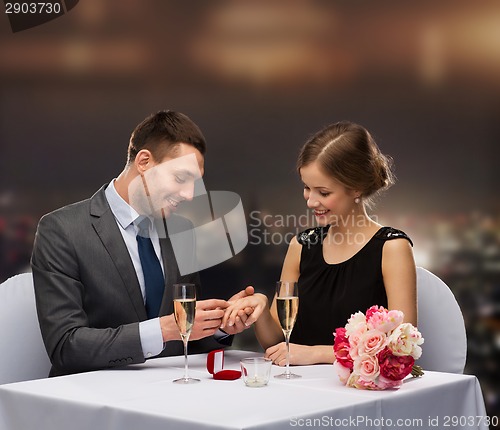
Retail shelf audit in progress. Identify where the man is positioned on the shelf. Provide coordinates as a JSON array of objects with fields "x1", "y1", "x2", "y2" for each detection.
[{"x1": 31, "y1": 110, "x2": 252, "y2": 377}]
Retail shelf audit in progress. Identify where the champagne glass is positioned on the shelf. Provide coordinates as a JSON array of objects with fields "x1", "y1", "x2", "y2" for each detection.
[
  {"x1": 275, "y1": 281, "x2": 301, "y2": 379},
  {"x1": 173, "y1": 283, "x2": 200, "y2": 384}
]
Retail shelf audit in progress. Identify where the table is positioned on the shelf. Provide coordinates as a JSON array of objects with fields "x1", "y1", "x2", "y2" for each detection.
[{"x1": 0, "y1": 350, "x2": 489, "y2": 430}]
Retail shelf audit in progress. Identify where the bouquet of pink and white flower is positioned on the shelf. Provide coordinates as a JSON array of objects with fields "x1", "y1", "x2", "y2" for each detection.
[{"x1": 333, "y1": 305, "x2": 424, "y2": 390}]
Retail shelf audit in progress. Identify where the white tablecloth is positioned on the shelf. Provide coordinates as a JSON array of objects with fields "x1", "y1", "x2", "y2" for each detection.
[{"x1": 0, "y1": 350, "x2": 489, "y2": 430}]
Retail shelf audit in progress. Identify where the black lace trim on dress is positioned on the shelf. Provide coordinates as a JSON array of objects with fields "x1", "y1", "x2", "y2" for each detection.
[
  {"x1": 296, "y1": 226, "x2": 329, "y2": 246},
  {"x1": 374, "y1": 227, "x2": 413, "y2": 247},
  {"x1": 297, "y1": 226, "x2": 413, "y2": 247}
]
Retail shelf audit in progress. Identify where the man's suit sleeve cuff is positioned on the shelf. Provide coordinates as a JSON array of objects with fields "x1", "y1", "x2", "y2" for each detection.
[
  {"x1": 139, "y1": 318, "x2": 164, "y2": 358},
  {"x1": 214, "y1": 329, "x2": 233, "y2": 346}
]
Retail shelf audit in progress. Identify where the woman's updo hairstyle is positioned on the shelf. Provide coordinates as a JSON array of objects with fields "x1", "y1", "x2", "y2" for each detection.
[{"x1": 297, "y1": 121, "x2": 395, "y2": 208}]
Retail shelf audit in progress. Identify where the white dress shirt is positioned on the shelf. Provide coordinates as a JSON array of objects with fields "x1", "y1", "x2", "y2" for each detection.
[{"x1": 105, "y1": 181, "x2": 164, "y2": 359}]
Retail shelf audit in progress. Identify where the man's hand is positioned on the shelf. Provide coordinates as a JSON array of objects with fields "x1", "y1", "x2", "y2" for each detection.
[
  {"x1": 191, "y1": 299, "x2": 229, "y2": 340},
  {"x1": 159, "y1": 299, "x2": 228, "y2": 342}
]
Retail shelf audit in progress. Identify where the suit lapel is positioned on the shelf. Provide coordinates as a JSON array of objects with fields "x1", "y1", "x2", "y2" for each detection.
[
  {"x1": 158, "y1": 218, "x2": 178, "y2": 315},
  {"x1": 90, "y1": 186, "x2": 148, "y2": 320}
]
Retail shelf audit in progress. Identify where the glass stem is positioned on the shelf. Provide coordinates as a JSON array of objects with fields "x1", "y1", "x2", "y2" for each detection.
[
  {"x1": 182, "y1": 335, "x2": 189, "y2": 380},
  {"x1": 284, "y1": 331, "x2": 291, "y2": 376}
]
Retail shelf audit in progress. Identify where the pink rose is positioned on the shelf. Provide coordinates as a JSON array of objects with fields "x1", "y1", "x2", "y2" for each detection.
[
  {"x1": 348, "y1": 330, "x2": 363, "y2": 360},
  {"x1": 333, "y1": 361, "x2": 352, "y2": 384},
  {"x1": 376, "y1": 375, "x2": 404, "y2": 390},
  {"x1": 353, "y1": 354, "x2": 380, "y2": 381},
  {"x1": 334, "y1": 328, "x2": 353, "y2": 369},
  {"x1": 384, "y1": 310, "x2": 405, "y2": 332},
  {"x1": 333, "y1": 327, "x2": 347, "y2": 348},
  {"x1": 357, "y1": 329, "x2": 387, "y2": 356},
  {"x1": 367, "y1": 307, "x2": 404, "y2": 334},
  {"x1": 378, "y1": 348, "x2": 415, "y2": 381},
  {"x1": 348, "y1": 375, "x2": 379, "y2": 390},
  {"x1": 366, "y1": 305, "x2": 387, "y2": 321}
]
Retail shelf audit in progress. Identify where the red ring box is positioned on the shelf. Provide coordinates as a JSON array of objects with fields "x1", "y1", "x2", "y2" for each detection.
[{"x1": 206, "y1": 349, "x2": 242, "y2": 380}]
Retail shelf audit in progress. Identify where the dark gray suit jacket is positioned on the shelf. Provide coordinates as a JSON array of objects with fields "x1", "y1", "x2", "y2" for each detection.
[{"x1": 31, "y1": 185, "x2": 223, "y2": 377}]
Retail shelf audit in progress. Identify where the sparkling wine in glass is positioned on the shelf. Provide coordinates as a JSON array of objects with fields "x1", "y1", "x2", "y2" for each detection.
[
  {"x1": 173, "y1": 283, "x2": 200, "y2": 384},
  {"x1": 275, "y1": 281, "x2": 301, "y2": 379}
]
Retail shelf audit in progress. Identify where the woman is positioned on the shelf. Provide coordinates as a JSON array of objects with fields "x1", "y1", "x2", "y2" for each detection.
[{"x1": 222, "y1": 121, "x2": 416, "y2": 366}]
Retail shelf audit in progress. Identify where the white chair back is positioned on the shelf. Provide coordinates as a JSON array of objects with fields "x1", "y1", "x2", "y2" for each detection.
[
  {"x1": 416, "y1": 267, "x2": 467, "y2": 373},
  {"x1": 0, "y1": 272, "x2": 51, "y2": 384}
]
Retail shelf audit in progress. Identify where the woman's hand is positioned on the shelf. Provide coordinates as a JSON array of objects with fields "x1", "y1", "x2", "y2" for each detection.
[
  {"x1": 265, "y1": 343, "x2": 335, "y2": 366},
  {"x1": 219, "y1": 286, "x2": 255, "y2": 335},
  {"x1": 220, "y1": 293, "x2": 268, "y2": 330}
]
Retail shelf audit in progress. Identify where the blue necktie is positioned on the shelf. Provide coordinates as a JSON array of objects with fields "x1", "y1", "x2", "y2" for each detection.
[{"x1": 136, "y1": 218, "x2": 164, "y2": 319}]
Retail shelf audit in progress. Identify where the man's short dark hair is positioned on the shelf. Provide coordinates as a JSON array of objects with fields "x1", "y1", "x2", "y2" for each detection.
[{"x1": 127, "y1": 110, "x2": 206, "y2": 164}]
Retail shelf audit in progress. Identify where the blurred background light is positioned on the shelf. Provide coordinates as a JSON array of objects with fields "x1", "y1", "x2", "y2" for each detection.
[{"x1": 188, "y1": 1, "x2": 345, "y2": 86}]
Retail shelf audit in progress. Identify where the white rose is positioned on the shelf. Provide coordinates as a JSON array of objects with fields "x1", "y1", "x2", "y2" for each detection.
[
  {"x1": 345, "y1": 312, "x2": 367, "y2": 337},
  {"x1": 388, "y1": 323, "x2": 424, "y2": 359}
]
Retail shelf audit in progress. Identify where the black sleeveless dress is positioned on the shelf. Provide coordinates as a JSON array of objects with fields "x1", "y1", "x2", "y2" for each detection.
[{"x1": 290, "y1": 226, "x2": 413, "y2": 346}]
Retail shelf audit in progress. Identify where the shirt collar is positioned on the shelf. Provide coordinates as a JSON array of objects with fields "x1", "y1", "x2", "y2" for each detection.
[{"x1": 105, "y1": 180, "x2": 141, "y2": 230}]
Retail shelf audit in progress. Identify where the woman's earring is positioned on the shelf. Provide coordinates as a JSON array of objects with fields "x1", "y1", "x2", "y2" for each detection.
[{"x1": 354, "y1": 197, "x2": 360, "y2": 204}]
